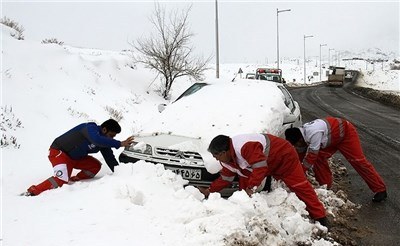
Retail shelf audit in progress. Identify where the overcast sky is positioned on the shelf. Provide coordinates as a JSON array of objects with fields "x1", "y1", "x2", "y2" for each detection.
[{"x1": 2, "y1": 0, "x2": 399, "y2": 63}]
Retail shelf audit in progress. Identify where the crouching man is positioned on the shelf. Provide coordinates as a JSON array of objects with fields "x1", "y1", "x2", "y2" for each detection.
[
  {"x1": 198, "y1": 133, "x2": 328, "y2": 226},
  {"x1": 24, "y1": 119, "x2": 134, "y2": 196},
  {"x1": 285, "y1": 117, "x2": 387, "y2": 202}
]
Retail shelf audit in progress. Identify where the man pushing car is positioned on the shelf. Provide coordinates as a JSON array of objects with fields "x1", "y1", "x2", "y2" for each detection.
[
  {"x1": 285, "y1": 116, "x2": 387, "y2": 202},
  {"x1": 24, "y1": 119, "x2": 134, "y2": 196},
  {"x1": 198, "y1": 133, "x2": 328, "y2": 226}
]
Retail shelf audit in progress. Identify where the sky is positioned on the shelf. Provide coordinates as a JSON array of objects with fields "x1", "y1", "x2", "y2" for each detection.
[
  {"x1": 2, "y1": 0, "x2": 399, "y2": 63},
  {"x1": 2, "y1": 22, "x2": 399, "y2": 245}
]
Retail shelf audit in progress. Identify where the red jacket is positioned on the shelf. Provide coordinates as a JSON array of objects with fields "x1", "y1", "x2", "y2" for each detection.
[{"x1": 209, "y1": 133, "x2": 293, "y2": 192}]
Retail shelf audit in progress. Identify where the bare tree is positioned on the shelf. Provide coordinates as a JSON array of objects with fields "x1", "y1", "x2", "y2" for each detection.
[{"x1": 131, "y1": 4, "x2": 210, "y2": 99}]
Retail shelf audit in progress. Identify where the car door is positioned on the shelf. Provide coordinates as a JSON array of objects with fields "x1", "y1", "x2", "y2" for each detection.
[{"x1": 277, "y1": 85, "x2": 302, "y2": 128}]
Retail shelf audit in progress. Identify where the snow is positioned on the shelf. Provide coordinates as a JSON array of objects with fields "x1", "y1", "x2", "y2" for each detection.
[
  {"x1": 1, "y1": 24, "x2": 398, "y2": 245},
  {"x1": 142, "y1": 81, "x2": 289, "y2": 138}
]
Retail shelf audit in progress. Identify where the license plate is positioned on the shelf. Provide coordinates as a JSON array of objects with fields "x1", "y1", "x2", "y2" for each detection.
[{"x1": 167, "y1": 167, "x2": 202, "y2": 180}]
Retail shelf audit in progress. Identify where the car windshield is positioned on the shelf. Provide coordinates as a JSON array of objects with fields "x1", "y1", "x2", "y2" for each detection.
[
  {"x1": 174, "y1": 83, "x2": 208, "y2": 102},
  {"x1": 259, "y1": 74, "x2": 280, "y2": 82}
]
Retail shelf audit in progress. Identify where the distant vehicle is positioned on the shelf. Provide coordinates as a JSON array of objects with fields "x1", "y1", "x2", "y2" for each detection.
[
  {"x1": 344, "y1": 71, "x2": 354, "y2": 82},
  {"x1": 119, "y1": 79, "x2": 302, "y2": 196},
  {"x1": 327, "y1": 66, "x2": 345, "y2": 86},
  {"x1": 255, "y1": 68, "x2": 285, "y2": 83},
  {"x1": 245, "y1": 73, "x2": 256, "y2": 79}
]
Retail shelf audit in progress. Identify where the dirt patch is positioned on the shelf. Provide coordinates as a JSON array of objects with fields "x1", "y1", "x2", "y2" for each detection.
[
  {"x1": 347, "y1": 86, "x2": 400, "y2": 110},
  {"x1": 307, "y1": 158, "x2": 375, "y2": 245}
]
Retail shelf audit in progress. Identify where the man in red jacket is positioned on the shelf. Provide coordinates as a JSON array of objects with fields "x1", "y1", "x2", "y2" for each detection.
[
  {"x1": 198, "y1": 133, "x2": 327, "y2": 226},
  {"x1": 285, "y1": 117, "x2": 387, "y2": 202},
  {"x1": 24, "y1": 119, "x2": 134, "y2": 196}
]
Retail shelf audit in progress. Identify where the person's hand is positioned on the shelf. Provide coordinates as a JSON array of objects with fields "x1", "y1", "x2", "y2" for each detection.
[
  {"x1": 301, "y1": 163, "x2": 314, "y2": 172},
  {"x1": 245, "y1": 187, "x2": 254, "y2": 197},
  {"x1": 197, "y1": 186, "x2": 210, "y2": 198},
  {"x1": 121, "y1": 136, "x2": 134, "y2": 147}
]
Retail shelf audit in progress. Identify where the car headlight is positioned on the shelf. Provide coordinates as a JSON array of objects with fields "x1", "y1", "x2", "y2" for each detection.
[{"x1": 127, "y1": 141, "x2": 153, "y2": 155}]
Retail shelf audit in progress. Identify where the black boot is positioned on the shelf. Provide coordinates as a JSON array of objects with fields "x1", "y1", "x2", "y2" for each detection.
[
  {"x1": 316, "y1": 217, "x2": 329, "y2": 228},
  {"x1": 372, "y1": 191, "x2": 387, "y2": 202},
  {"x1": 262, "y1": 176, "x2": 272, "y2": 192}
]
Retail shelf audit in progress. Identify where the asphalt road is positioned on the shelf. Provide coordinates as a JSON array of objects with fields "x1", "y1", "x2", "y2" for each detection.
[{"x1": 288, "y1": 84, "x2": 400, "y2": 245}]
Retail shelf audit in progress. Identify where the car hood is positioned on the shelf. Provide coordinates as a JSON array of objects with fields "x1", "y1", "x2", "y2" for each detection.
[{"x1": 133, "y1": 133, "x2": 222, "y2": 173}]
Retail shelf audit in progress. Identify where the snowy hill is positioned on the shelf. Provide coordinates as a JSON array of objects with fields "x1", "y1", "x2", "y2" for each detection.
[{"x1": 1, "y1": 23, "x2": 397, "y2": 245}]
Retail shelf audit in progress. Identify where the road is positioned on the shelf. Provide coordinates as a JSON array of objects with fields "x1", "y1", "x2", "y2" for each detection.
[{"x1": 288, "y1": 84, "x2": 400, "y2": 245}]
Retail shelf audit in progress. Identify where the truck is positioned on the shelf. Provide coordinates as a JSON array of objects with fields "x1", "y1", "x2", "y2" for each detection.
[
  {"x1": 255, "y1": 68, "x2": 285, "y2": 83},
  {"x1": 344, "y1": 70, "x2": 354, "y2": 82},
  {"x1": 327, "y1": 66, "x2": 345, "y2": 86}
]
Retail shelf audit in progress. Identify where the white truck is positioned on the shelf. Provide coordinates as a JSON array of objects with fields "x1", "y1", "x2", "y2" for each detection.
[
  {"x1": 255, "y1": 68, "x2": 285, "y2": 83},
  {"x1": 327, "y1": 66, "x2": 345, "y2": 86}
]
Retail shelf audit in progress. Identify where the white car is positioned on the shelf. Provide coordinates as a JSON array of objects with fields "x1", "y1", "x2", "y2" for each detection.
[{"x1": 119, "y1": 79, "x2": 302, "y2": 194}]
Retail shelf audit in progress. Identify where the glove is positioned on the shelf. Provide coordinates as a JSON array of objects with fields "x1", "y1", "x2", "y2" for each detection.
[
  {"x1": 197, "y1": 186, "x2": 210, "y2": 198},
  {"x1": 70, "y1": 176, "x2": 80, "y2": 182},
  {"x1": 302, "y1": 161, "x2": 314, "y2": 172},
  {"x1": 263, "y1": 175, "x2": 272, "y2": 192},
  {"x1": 245, "y1": 187, "x2": 254, "y2": 197}
]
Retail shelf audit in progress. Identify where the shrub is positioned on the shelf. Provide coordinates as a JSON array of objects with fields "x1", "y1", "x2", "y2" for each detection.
[
  {"x1": 1, "y1": 105, "x2": 23, "y2": 148},
  {"x1": 105, "y1": 106, "x2": 123, "y2": 122},
  {"x1": 1, "y1": 134, "x2": 20, "y2": 149},
  {"x1": 67, "y1": 107, "x2": 90, "y2": 119},
  {"x1": 42, "y1": 38, "x2": 64, "y2": 45},
  {"x1": 0, "y1": 16, "x2": 24, "y2": 40}
]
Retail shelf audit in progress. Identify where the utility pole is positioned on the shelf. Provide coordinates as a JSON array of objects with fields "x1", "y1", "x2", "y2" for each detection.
[
  {"x1": 320, "y1": 44, "x2": 327, "y2": 82},
  {"x1": 336, "y1": 51, "x2": 340, "y2": 66},
  {"x1": 303, "y1": 35, "x2": 314, "y2": 84},
  {"x1": 215, "y1": 0, "x2": 220, "y2": 78},
  {"x1": 328, "y1": 48, "x2": 334, "y2": 67},
  {"x1": 276, "y1": 8, "x2": 291, "y2": 70}
]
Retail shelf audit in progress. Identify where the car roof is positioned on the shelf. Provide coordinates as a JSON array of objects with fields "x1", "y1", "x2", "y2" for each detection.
[{"x1": 204, "y1": 78, "x2": 282, "y2": 85}]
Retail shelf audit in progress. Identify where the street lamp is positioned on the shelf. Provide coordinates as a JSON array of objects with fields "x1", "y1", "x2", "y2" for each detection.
[
  {"x1": 328, "y1": 48, "x2": 334, "y2": 68},
  {"x1": 276, "y1": 8, "x2": 291, "y2": 70},
  {"x1": 303, "y1": 35, "x2": 313, "y2": 84},
  {"x1": 336, "y1": 51, "x2": 340, "y2": 66},
  {"x1": 215, "y1": 0, "x2": 220, "y2": 78},
  {"x1": 319, "y1": 43, "x2": 327, "y2": 82}
]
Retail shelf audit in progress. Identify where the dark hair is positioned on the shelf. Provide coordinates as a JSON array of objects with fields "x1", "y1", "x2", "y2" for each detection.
[
  {"x1": 208, "y1": 135, "x2": 230, "y2": 154},
  {"x1": 284, "y1": 127, "x2": 302, "y2": 145},
  {"x1": 101, "y1": 119, "x2": 121, "y2": 133}
]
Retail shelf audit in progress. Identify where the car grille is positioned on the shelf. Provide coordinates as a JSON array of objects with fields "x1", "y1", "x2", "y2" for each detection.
[{"x1": 155, "y1": 147, "x2": 203, "y2": 161}]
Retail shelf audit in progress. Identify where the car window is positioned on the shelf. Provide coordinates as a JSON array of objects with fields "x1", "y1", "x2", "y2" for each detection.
[
  {"x1": 277, "y1": 86, "x2": 295, "y2": 112},
  {"x1": 265, "y1": 75, "x2": 274, "y2": 81},
  {"x1": 174, "y1": 83, "x2": 208, "y2": 102},
  {"x1": 258, "y1": 74, "x2": 268, "y2": 80}
]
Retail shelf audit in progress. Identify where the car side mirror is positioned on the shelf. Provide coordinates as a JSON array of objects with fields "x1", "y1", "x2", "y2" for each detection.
[
  {"x1": 158, "y1": 103, "x2": 167, "y2": 113},
  {"x1": 283, "y1": 113, "x2": 297, "y2": 125}
]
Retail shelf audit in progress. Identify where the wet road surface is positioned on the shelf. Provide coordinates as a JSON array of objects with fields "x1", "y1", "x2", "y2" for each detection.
[{"x1": 288, "y1": 84, "x2": 400, "y2": 245}]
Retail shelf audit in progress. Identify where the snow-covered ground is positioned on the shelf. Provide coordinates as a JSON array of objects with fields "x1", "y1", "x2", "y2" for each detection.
[
  {"x1": 1, "y1": 24, "x2": 398, "y2": 245},
  {"x1": 205, "y1": 58, "x2": 399, "y2": 94}
]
